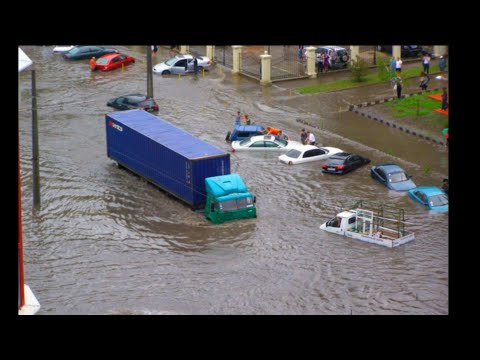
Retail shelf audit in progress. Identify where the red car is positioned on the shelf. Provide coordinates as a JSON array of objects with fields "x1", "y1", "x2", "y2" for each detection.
[{"x1": 94, "y1": 53, "x2": 135, "y2": 71}]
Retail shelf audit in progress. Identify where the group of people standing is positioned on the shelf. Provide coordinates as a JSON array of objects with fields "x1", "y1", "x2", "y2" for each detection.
[{"x1": 300, "y1": 128, "x2": 316, "y2": 145}]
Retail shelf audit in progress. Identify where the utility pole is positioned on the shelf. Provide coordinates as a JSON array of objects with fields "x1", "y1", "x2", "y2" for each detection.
[
  {"x1": 146, "y1": 46, "x2": 153, "y2": 98},
  {"x1": 31, "y1": 69, "x2": 40, "y2": 209}
]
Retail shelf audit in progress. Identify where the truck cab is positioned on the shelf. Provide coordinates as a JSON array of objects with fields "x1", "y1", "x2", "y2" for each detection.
[
  {"x1": 204, "y1": 173, "x2": 257, "y2": 224},
  {"x1": 320, "y1": 210, "x2": 357, "y2": 235},
  {"x1": 226, "y1": 117, "x2": 264, "y2": 142}
]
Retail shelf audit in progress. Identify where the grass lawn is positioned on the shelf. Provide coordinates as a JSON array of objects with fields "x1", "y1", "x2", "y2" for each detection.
[
  {"x1": 380, "y1": 91, "x2": 448, "y2": 136},
  {"x1": 296, "y1": 64, "x2": 446, "y2": 94}
]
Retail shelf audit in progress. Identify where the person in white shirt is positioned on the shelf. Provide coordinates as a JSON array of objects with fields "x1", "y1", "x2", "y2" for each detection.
[
  {"x1": 422, "y1": 53, "x2": 431, "y2": 74},
  {"x1": 307, "y1": 131, "x2": 316, "y2": 145},
  {"x1": 395, "y1": 57, "x2": 402, "y2": 73}
]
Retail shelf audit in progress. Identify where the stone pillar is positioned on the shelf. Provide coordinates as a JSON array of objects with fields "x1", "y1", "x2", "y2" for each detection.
[
  {"x1": 350, "y1": 45, "x2": 360, "y2": 61},
  {"x1": 180, "y1": 45, "x2": 189, "y2": 54},
  {"x1": 260, "y1": 51, "x2": 272, "y2": 85},
  {"x1": 392, "y1": 45, "x2": 401, "y2": 59},
  {"x1": 433, "y1": 45, "x2": 447, "y2": 57},
  {"x1": 306, "y1": 46, "x2": 316, "y2": 78},
  {"x1": 206, "y1": 45, "x2": 215, "y2": 60},
  {"x1": 232, "y1": 46, "x2": 242, "y2": 74}
]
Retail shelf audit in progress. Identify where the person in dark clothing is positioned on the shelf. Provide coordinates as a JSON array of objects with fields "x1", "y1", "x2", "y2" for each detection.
[
  {"x1": 193, "y1": 57, "x2": 199, "y2": 75},
  {"x1": 395, "y1": 76, "x2": 403, "y2": 99},
  {"x1": 420, "y1": 71, "x2": 430, "y2": 91},
  {"x1": 441, "y1": 87, "x2": 448, "y2": 110},
  {"x1": 442, "y1": 179, "x2": 449, "y2": 196},
  {"x1": 438, "y1": 56, "x2": 446, "y2": 72}
]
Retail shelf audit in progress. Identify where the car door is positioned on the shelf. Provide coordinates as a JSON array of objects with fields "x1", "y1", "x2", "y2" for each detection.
[
  {"x1": 81, "y1": 47, "x2": 94, "y2": 59},
  {"x1": 118, "y1": 55, "x2": 127, "y2": 68},
  {"x1": 172, "y1": 59, "x2": 187, "y2": 75},
  {"x1": 113, "y1": 97, "x2": 127, "y2": 110},
  {"x1": 263, "y1": 141, "x2": 281, "y2": 151},
  {"x1": 374, "y1": 168, "x2": 387, "y2": 185},
  {"x1": 110, "y1": 56, "x2": 120, "y2": 70},
  {"x1": 76, "y1": 47, "x2": 89, "y2": 59},
  {"x1": 186, "y1": 58, "x2": 194, "y2": 72},
  {"x1": 249, "y1": 141, "x2": 266, "y2": 149},
  {"x1": 303, "y1": 148, "x2": 322, "y2": 163},
  {"x1": 349, "y1": 155, "x2": 361, "y2": 171},
  {"x1": 416, "y1": 191, "x2": 428, "y2": 207}
]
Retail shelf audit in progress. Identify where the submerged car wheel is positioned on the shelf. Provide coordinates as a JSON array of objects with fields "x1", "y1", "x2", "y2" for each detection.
[{"x1": 162, "y1": 70, "x2": 171, "y2": 75}]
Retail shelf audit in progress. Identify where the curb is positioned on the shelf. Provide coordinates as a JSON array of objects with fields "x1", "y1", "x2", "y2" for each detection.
[{"x1": 348, "y1": 89, "x2": 445, "y2": 146}]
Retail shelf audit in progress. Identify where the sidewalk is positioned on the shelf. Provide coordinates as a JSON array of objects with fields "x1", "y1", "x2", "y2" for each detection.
[{"x1": 273, "y1": 57, "x2": 443, "y2": 90}]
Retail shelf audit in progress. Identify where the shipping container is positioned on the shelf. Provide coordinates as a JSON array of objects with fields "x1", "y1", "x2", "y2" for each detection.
[{"x1": 106, "y1": 110, "x2": 230, "y2": 209}]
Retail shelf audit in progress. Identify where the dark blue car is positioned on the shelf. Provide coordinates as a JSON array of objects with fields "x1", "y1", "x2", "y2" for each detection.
[
  {"x1": 370, "y1": 163, "x2": 416, "y2": 191},
  {"x1": 408, "y1": 186, "x2": 448, "y2": 212},
  {"x1": 226, "y1": 117, "x2": 264, "y2": 142}
]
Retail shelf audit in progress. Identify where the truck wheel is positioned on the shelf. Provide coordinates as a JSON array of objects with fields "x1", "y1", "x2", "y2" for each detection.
[{"x1": 225, "y1": 131, "x2": 231, "y2": 142}]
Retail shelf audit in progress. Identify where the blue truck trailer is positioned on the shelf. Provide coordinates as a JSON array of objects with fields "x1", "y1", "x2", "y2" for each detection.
[{"x1": 105, "y1": 110, "x2": 256, "y2": 222}]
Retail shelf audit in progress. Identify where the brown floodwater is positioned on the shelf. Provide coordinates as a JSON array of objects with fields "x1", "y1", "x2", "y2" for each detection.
[{"x1": 18, "y1": 46, "x2": 448, "y2": 314}]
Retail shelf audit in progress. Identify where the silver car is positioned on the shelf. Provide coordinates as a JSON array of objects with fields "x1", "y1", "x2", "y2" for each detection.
[{"x1": 152, "y1": 54, "x2": 211, "y2": 75}]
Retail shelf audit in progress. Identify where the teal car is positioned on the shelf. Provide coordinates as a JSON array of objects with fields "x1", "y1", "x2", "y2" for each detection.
[{"x1": 408, "y1": 186, "x2": 448, "y2": 212}]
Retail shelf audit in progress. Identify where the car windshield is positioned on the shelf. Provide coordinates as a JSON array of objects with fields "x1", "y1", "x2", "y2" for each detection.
[
  {"x1": 219, "y1": 197, "x2": 254, "y2": 211},
  {"x1": 277, "y1": 140, "x2": 287, "y2": 147},
  {"x1": 69, "y1": 47, "x2": 81, "y2": 55},
  {"x1": 239, "y1": 138, "x2": 252, "y2": 146},
  {"x1": 285, "y1": 149, "x2": 302, "y2": 159},
  {"x1": 327, "y1": 158, "x2": 345, "y2": 165},
  {"x1": 96, "y1": 58, "x2": 109, "y2": 64},
  {"x1": 388, "y1": 171, "x2": 408, "y2": 182},
  {"x1": 429, "y1": 194, "x2": 448, "y2": 207},
  {"x1": 165, "y1": 57, "x2": 178, "y2": 66}
]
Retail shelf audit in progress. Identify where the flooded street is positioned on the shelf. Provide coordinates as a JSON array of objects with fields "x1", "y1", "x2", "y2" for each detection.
[{"x1": 19, "y1": 46, "x2": 448, "y2": 314}]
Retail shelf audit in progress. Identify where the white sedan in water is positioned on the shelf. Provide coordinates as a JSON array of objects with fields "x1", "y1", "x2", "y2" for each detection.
[
  {"x1": 278, "y1": 145, "x2": 343, "y2": 165},
  {"x1": 53, "y1": 46, "x2": 75, "y2": 54},
  {"x1": 153, "y1": 54, "x2": 212, "y2": 75},
  {"x1": 231, "y1": 135, "x2": 303, "y2": 152}
]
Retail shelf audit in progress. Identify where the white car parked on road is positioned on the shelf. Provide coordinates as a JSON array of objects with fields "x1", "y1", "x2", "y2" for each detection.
[
  {"x1": 278, "y1": 145, "x2": 343, "y2": 165},
  {"x1": 153, "y1": 54, "x2": 212, "y2": 75},
  {"x1": 231, "y1": 135, "x2": 303, "y2": 152}
]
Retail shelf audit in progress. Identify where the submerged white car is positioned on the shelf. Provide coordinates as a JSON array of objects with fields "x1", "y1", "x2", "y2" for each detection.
[
  {"x1": 153, "y1": 54, "x2": 212, "y2": 75},
  {"x1": 53, "y1": 46, "x2": 75, "y2": 54},
  {"x1": 231, "y1": 135, "x2": 303, "y2": 152},
  {"x1": 278, "y1": 145, "x2": 343, "y2": 165}
]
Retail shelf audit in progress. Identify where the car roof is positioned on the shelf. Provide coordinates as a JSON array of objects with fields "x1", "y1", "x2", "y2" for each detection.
[
  {"x1": 298, "y1": 145, "x2": 319, "y2": 152},
  {"x1": 246, "y1": 135, "x2": 276, "y2": 142},
  {"x1": 377, "y1": 164, "x2": 403, "y2": 173},
  {"x1": 234, "y1": 124, "x2": 264, "y2": 132},
  {"x1": 124, "y1": 93, "x2": 149, "y2": 100},
  {"x1": 412, "y1": 186, "x2": 444, "y2": 196},
  {"x1": 100, "y1": 53, "x2": 121, "y2": 60},
  {"x1": 176, "y1": 54, "x2": 193, "y2": 60},
  {"x1": 330, "y1": 152, "x2": 352, "y2": 159}
]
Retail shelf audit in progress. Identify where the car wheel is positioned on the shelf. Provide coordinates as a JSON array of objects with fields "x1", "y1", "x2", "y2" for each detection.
[
  {"x1": 341, "y1": 55, "x2": 349, "y2": 62},
  {"x1": 162, "y1": 70, "x2": 171, "y2": 75}
]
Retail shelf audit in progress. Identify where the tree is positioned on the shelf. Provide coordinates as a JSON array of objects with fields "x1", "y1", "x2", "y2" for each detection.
[{"x1": 349, "y1": 55, "x2": 369, "y2": 82}]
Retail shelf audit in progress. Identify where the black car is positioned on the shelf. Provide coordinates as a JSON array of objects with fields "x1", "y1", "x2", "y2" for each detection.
[
  {"x1": 377, "y1": 45, "x2": 424, "y2": 58},
  {"x1": 107, "y1": 94, "x2": 159, "y2": 112},
  {"x1": 322, "y1": 153, "x2": 371, "y2": 175},
  {"x1": 63, "y1": 46, "x2": 119, "y2": 60}
]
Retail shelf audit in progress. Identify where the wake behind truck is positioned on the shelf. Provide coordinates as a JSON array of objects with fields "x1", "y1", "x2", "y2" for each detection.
[{"x1": 105, "y1": 109, "x2": 256, "y2": 224}]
